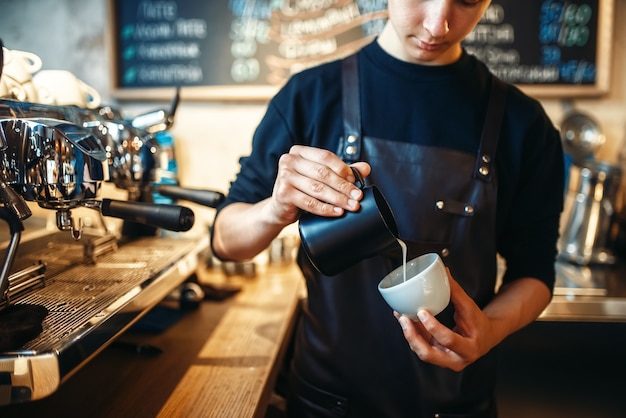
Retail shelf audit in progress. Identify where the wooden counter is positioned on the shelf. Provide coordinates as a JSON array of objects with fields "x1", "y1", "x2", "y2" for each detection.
[{"x1": 0, "y1": 263, "x2": 305, "y2": 418}]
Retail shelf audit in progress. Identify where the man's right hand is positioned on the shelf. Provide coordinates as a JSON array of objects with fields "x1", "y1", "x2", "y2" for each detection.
[{"x1": 269, "y1": 145, "x2": 371, "y2": 226}]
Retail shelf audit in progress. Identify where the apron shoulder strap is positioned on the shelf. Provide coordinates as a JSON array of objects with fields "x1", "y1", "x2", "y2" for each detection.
[
  {"x1": 473, "y1": 76, "x2": 508, "y2": 182},
  {"x1": 341, "y1": 54, "x2": 362, "y2": 162}
]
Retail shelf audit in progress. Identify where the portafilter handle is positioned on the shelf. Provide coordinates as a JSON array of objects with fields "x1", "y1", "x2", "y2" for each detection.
[
  {"x1": 100, "y1": 199, "x2": 194, "y2": 232},
  {"x1": 153, "y1": 185, "x2": 225, "y2": 208}
]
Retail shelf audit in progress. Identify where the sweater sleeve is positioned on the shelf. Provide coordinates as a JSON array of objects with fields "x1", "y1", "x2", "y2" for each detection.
[{"x1": 497, "y1": 97, "x2": 565, "y2": 292}]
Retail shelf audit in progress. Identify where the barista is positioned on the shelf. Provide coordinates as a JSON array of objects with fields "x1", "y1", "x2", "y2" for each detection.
[{"x1": 211, "y1": 0, "x2": 564, "y2": 416}]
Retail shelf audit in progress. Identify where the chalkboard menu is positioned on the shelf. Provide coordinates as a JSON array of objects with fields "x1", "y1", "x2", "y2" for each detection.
[
  {"x1": 108, "y1": 0, "x2": 614, "y2": 101},
  {"x1": 463, "y1": 0, "x2": 613, "y2": 97}
]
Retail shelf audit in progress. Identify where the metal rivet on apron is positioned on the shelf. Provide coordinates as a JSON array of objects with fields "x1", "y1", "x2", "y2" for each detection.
[
  {"x1": 347, "y1": 134, "x2": 357, "y2": 143},
  {"x1": 482, "y1": 154, "x2": 491, "y2": 163},
  {"x1": 345, "y1": 145, "x2": 357, "y2": 155},
  {"x1": 464, "y1": 205, "x2": 474, "y2": 214},
  {"x1": 441, "y1": 248, "x2": 449, "y2": 257},
  {"x1": 479, "y1": 166, "x2": 489, "y2": 176},
  {"x1": 435, "y1": 200, "x2": 444, "y2": 210},
  {"x1": 333, "y1": 400, "x2": 347, "y2": 414}
]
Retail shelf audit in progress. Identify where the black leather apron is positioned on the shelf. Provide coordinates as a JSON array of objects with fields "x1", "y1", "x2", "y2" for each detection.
[{"x1": 288, "y1": 55, "x2": 508, "y2": 418}]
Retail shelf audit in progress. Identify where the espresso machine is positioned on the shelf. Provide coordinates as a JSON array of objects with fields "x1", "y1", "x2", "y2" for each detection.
[{"x1": 0, "y1": 95, "x2": 224, "y2": 405}]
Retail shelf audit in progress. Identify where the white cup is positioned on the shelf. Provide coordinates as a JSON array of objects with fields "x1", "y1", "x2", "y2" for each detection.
[
  {"x1": 32, "y1": 70, "x2": 101, "y2": 108},
  {"x1": 378, "y1": 253, "x2": 450, "y2": 320},
  {"x1": 1, "y1": 47, "x2": 42, "y2": 102}
]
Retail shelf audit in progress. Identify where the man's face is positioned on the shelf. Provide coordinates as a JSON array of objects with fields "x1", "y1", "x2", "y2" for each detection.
[{"x1": 385, "y1": 0, "x2": 492, "y2": 65}]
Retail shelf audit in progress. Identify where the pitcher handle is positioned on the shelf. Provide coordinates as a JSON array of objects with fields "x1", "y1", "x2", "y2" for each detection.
[{"x1": 350, "y1": 166, "x2": 365, "y2": 189}]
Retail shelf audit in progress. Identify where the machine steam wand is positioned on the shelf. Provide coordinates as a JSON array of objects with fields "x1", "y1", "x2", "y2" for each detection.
[{"x1": 0, "y1": 172, "x2": 31, "y2": 303}]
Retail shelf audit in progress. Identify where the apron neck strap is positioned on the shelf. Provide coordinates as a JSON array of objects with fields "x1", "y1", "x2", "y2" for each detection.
[
  {"x1": 341, "y1": 54, "x2": 362, "y2": 162},
  {"x1": 473, "y1": 76, "x2": 508, "y2": 183}
]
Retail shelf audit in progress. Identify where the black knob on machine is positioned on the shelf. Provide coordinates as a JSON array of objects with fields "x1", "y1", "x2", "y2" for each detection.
[{"x1": 153, "y1": 185, "x2": 225, "y2": 208}]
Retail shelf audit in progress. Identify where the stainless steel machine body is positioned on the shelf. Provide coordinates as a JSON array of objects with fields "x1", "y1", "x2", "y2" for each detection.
[{"x1": 0, "y1": 98, "x2": 216, "y2": 405}]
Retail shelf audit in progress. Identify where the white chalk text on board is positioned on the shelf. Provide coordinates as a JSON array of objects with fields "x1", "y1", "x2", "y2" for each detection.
[
  {"x1": 111, "y1": 0, "x2": 613, "y2": 99},
  {"x1": 465, "y1": 0, "x2": 599, "y2": 85},
  {"x1": 117, "y1": 0, "x2": 208, "y2": 86},
  {"x1": 114, "y1": 0, "x2": 388, "y2": 89}
]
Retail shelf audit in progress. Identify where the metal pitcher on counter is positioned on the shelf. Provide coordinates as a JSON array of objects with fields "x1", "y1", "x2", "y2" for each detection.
[{"x1": 559, "y1": 160, "x2": 623, "y2": 265}]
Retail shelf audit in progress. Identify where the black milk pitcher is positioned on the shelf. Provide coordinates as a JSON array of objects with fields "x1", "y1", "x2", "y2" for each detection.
[{"x1": 298, "y1": 167, "x2": 399, "y2": 276}]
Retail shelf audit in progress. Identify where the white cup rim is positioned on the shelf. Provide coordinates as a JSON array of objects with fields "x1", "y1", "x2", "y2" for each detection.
[{"x1": 378, "y1": 252, "x2": 440, "y2": 290}]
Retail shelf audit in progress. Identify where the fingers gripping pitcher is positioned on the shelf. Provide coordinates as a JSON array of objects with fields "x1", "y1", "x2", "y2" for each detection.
[{"x1": 298, "y1": 167, "x2": 400, "y2": 276}]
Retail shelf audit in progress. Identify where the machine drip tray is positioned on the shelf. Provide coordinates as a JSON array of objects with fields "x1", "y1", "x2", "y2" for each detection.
[
  {"x1": 0, "y1": 231, "x2": 208, "y2": 406},
  {"x1": 554, "y1": 261, "x2": 608, "y2": 296}
]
